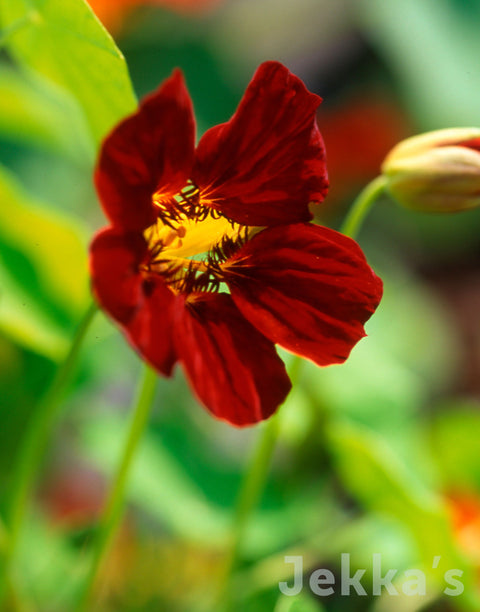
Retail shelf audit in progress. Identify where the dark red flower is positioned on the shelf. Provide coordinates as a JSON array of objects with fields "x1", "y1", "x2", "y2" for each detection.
[{"x1": 90, "y1": 62, "x2": 383, "y2": 426}]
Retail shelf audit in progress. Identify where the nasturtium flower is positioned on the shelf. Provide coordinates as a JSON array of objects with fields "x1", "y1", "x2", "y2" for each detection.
[{"x1": 90, "y1": 61, "x2": 383, "y2": 426}]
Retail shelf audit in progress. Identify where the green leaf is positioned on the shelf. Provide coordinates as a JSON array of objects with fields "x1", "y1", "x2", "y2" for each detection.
[
  {"x1": 430, "y1": 403, "x2": 480, "y2": 491},
  {"x1": 356, "y1": 0, "x2": 480, "y2": 128},
  {"x1": 0, "y1": 0, "x2": 137, "y2": 145},
  {"x1": 328, "y1": 423, "x2": 480, "y2": 609},
  {"x1": 329, "y1": 423, "x2": 452, "y2": 556},
  {"x1": 0, "y1": 65, "x2": 93, "y2": 162},
  {"x1": 0, "y1": 265, "x2": 69, "y2": 359},
  {"x1": 274, "y1": 592, "x2": 324, "y2": 612},
  {"x1": 0, "y1": 165, "x2": 89, "y2": 358},
  {"x1": 79, "y1": 412, "x2": 231, "y2": 545},
  {"x1": 17, "y1": 513, "x2": 85, "y2": 610}
]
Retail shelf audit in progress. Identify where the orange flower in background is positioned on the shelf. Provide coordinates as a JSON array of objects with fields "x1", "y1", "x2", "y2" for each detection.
[
  {"x1": 448, "y1": 492, "x2": 480, "y2": 564},
  {"x1": 88, "y1": 0, "x2": 221, "y2": 31}
]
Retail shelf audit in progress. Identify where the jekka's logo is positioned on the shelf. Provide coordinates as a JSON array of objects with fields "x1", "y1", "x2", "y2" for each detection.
[{"x1": 279, "y1": 554, "x2": 464, "y2": 597}]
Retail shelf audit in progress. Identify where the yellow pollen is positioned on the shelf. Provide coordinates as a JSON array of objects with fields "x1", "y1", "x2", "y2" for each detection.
[
  {"x1": 144, "y1": 182, "x2": 248, "y2": 286},
  {"x1": 145, "y1": 214, "x2": 241, "y2": 262}
]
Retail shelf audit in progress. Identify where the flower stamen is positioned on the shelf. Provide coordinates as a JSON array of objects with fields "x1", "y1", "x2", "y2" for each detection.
[{"x1": 146, "y1": 181, "x2": 257, "y2": 295}]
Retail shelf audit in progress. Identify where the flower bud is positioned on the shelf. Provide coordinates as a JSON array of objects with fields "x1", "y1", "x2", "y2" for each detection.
[{"x1": 381, "y1": 127, "x2": 480, "y2": 212}]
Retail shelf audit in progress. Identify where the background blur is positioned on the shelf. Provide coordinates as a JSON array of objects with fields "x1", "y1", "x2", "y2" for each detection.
[{"x1": 2, "y1": 0, "x2": 480, "y2": 610}]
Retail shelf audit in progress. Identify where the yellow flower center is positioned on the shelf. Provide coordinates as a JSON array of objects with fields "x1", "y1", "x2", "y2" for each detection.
[{"x1": 143, "y1": 181, "x2": 249, "y2": 293}]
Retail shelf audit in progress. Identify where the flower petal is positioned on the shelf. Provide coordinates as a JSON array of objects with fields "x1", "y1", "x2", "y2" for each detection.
[
  {"x1": 459, "y1": 137, "x2": 480, "y2": 152},
  {"x1": 223, "y1": 224, "x2": 383, "y2": 366},
  {"x1": 192, "y1": 61, "x2": 328, "y2": 226},
  {"x1": 89, "y1": 227, "x2": 147, "y2": 324},
  {"x1": 95, "y1": 69, "x2": 195, "y2": 231},
  {"x1": 174, "y1": 293, "x2": 291, "y2": 426},
  {"x1": 90, "y1": 228, "x2": 177, "y2": 375}
]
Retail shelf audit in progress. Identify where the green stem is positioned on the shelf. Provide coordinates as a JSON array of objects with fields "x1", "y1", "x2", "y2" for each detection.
[
  {"x1": 1, "y1": 301, "x2": 97, "y2": 594},
  {"x1": 75, "y1": 365, "x2": 158, "y2": 611},
  {"x1": 228, "y1": 416, "x2": 280, "y2": 567},
  {"x1": 219, "y1": 357, "x2": 302, "y2": 610},
  {"x1": 0, "y1": 519, "x2": 23, "y2": 612},
  {"x1": 339, "y1": 175, "x2": 387, "y2": 239},
  {"x1": 219, "y1": 416, "x2": 280, "y2": 611}
]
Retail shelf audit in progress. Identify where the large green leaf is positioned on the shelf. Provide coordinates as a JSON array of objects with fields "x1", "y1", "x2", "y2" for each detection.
[
  {"x1": 0, "y1": 165, "x2": 89, "y2": 358},
  {"x1": 0, "y1": 0, "x2": 137, "y2": 145},
  {"x1": 0, "y1": 65, "x2": 93, "y2": 162}
]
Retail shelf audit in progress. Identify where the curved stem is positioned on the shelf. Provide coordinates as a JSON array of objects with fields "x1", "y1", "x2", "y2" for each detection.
[
  {"x1": 1, "y1": 301, "x2": 97, "y2": 592},
  {"x1": 339, "y1": 175, "x2": 387, "y2": 239},
  {"x1": 75, "y1": 365, "x2": 158, "y2": 611},
  {"x1": 227, "y1": 415, "x2": 280, "y2": 569},
  {"x1": 219, "y1": 357, "x2": 303, "y2": 610}
]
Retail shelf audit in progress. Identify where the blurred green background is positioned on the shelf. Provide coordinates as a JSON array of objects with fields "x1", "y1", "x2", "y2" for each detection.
[{"x1": 2, "y1": 0, "x2": 480, "y2": 610}]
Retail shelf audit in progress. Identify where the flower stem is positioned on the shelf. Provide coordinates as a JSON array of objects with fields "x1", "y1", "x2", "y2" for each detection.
[
  {"x1": 75, "y1": 365, "x2": 158, "y2": 611},
  {"x1": 219, "y1": 416, "x2": 280, "y2": 610},
  {"x1": 339, "y1": 175, "x2": 388, "y2": 239},
  {"x1": 0, "y1": 301, "x2": 97, "y2": 598},
  {"x1": 219, "y1": 357, "x2": 303, "y2": 610}
]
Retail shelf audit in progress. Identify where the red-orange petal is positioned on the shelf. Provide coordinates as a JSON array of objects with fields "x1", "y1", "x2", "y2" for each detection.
[
  {"x1": 174, "y1": 293, "x2": 291, "y2": 426},
  {"x1": 459, "y1": 137, "x2": 480, "y2": 152},
  {"x1": 192, "y1": 61, "x2": 328, "y2": 227},
  {"x1": 95, "y1": 69, "x2": 195, "y2": 231},
  {"x1": 223, "y1": 224, "x2": 383, "y2": 366},
  {"x1": 90, "y1": 228, "x2": 177, "y2": 375}
]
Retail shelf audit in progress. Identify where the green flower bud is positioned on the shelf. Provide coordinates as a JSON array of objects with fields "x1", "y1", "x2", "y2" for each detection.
[{"x1": 381, "y1": 127, "x2": 480, "y2": 212}]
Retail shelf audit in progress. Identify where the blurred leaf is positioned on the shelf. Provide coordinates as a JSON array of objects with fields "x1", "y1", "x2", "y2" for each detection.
[
  {"x1": 372, "y1": 586, "x2": 440, "y2": 612},
  {"x1": 356, "y1": 0, "x2": 480, "y2": 128},
  {"x1": 236, "y1": 514, "x2": 420, "y2": 603},
  {"x1": 0, "y1": 65, "x2": 93, "y2": 162},
  {"x1": 0, "y1": 516, "x2": 7, "y2": 554},
  {"x1": 0, "y1": 0, "x2": 137, "y2": 145},
  {"x1": 429, "y1": 403, "x2": 480, "y2": 491},
  {"x1": 329, "y1": 422, "x2": 453, "y2": 557},
  {"x1": 0, "y1": 165, "x2": 89, "y2": 358},
  {"x1": 0, "y1": 265, "x2": 68, "y2": 359},
  {"x1": 18, "y1": 513, "x2": 84, "y2": 610},
  {"x1": 274, "y1": 592, "x2": 324, "y2": 612},
  {"x1": 365, "y1": 263, "x2": 457, "y2": 386},
  {"x1": 244, "y1": 487, "x2": 341, "y2": 559},
  {"x1": 79, "y1": 409, "x2": 333, "y2": 556},
  {"x1": 328, "y1": 422, "x2": 480, "y2": 608},
  {"x1": 80, "y1": 413, "x2": 230, "y2": 545}
]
